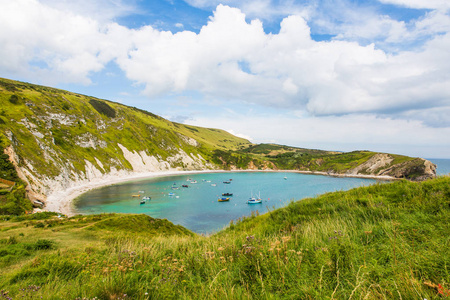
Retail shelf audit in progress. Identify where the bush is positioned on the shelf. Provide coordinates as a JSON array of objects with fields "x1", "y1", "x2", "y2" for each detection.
[
  {"x1": 0, "y1": 186, "x2": 32, "y2": 215},
  {"x1": 9, "y1": 95, "x2": 19, "y2": 104},
  {"x1": 89, "y1": 99, "x2": 116, "y2": 118}
]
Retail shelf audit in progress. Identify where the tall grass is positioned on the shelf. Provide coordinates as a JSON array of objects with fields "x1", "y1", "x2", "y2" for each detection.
[{"x1": 0, "y1": 177, "x2": 449, "y2": 299}]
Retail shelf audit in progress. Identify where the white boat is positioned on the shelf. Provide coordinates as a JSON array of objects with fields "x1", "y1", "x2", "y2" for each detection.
[
  {"x1": 142, "y1": 196, "x2": 151, "y2": 200},
  {"x1": 191, "y1": 180, "x2": 198, "y2": 184},
  {"x1": 168, "y1": 192, "x2": 175, "y2": 197},
  {"x1": 247, "y1": 192, "x2": 262, "y2": 204},
  {"x1": 211, "y1": 183, "x2": 217, "y2": 187}
]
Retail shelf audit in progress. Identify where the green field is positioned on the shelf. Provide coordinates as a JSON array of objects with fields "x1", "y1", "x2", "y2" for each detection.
[{"x1": 0, "y1": 176, "x2": 448, "y2": 299}]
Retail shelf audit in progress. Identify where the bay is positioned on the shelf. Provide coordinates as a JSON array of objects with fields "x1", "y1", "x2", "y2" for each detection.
[{"x1": 74, "y1": 172, "x2": 382, "y2": 234}]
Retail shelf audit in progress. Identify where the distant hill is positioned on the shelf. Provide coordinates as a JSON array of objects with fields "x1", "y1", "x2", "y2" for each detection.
[{"x1": 0, "y1": 77, "x2": 436, "y2": 210}]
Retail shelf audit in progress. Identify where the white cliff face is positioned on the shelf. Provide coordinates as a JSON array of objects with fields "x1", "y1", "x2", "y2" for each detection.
[{"x1": 346, "y1": 153, "x2": 394, "y2": 175}]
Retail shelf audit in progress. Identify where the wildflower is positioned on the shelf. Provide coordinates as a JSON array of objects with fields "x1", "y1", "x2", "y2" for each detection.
[{"x1": 218, "y1": 247, "x2": 224, "y2": 251}]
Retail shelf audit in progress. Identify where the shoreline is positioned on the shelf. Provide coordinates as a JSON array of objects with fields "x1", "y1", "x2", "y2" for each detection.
[{"x1": 43, "y1": 169, "x2": 397, "y2": 217}]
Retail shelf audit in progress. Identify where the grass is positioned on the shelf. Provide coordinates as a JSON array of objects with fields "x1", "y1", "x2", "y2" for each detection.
[{"x1": 0, "y1": 176, "x2": 449, "y2": 299}]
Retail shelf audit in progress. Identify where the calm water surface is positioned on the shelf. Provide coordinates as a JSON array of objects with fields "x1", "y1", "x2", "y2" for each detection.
[
  {"x1": 74, "y1": 172, "x2": 382, "y2": 234},
  {"x1": 428, "y1": 158, "x2": 450, "y2": 175}
]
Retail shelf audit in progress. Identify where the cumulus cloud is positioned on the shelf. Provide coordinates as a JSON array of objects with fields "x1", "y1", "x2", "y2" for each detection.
[
  {"x1": 0, "y1": 0, "x2": 116, "y2": 84},
  {"x1": 1, "y1": 0, "x2": 450, "y2": 135}
]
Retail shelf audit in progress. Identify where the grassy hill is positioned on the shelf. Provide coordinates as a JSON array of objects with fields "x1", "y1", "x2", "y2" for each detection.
[{"x1": 0, "y1": 176, "x2": 448, "y2": 299}]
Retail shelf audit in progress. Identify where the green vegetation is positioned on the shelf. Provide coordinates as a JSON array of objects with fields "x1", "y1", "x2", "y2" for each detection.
[
  {"x1": 0, "y1": 135, "x2": 31, "y2": 215},
  {"x1": 0, "y1": 176, "x2": 448, "y2": 299}
]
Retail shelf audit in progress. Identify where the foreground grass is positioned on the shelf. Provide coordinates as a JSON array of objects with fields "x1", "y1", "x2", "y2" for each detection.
[{"x1": 0, "y1": 177, "x2": 449, "y2": 299}]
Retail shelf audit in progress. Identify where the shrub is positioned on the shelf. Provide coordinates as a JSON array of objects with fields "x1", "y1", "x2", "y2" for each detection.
[
  {"x1": 89, "y1": 99, "x2": 116, "y2": 118},
  {"x1": 8, "y1": 95, "x2": 19, "y2": 104}
]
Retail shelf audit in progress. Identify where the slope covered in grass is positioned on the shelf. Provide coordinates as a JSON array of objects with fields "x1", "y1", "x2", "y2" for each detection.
[{"x1": 0, "y1": 176, "x2": 448, "y2": 299}]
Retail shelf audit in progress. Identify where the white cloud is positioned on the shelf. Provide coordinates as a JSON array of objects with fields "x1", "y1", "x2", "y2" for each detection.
[
  {"x1": 190, "y1": 112, "x2": 450, "y2": 158},
  {"x1": 377, "y1": 0, "x2": 450, "y2": 10},
  {"x1": 0, "y1": 0, "x2": 115, "y2": 84}
]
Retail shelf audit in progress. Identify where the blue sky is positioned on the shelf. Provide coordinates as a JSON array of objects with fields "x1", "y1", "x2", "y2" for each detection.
[{"x1": 1, "y1": 0, "x2": 450, "y2": 158}]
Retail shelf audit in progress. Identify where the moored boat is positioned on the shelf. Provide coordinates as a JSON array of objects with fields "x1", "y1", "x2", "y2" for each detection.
[
  {"x1": 218, "y1": 197, "x2": 230, "y2": 202},
  {"x1": 222, "y1": 193, "x2": 233, "y2": 196},
  {"x1": 247, "y1": 192, "x2": 262, "y2": 204},
  {"x1": 247, "y1": 197, "x2": 262, "y2": 204}
]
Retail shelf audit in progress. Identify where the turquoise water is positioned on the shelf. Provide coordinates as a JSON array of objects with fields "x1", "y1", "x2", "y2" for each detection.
[{"x1": 74, "y1": 172, "x2": 381, "y2": 234}]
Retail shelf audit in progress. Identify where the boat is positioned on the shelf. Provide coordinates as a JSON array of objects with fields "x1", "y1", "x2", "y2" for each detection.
[
  {"x1": 142, "y1": 196, "x2": 151, "y2": 201},
  {"x1": 191, "y1": 180, "x2": 198, "y2": 184},
  {"x1": 132, "y1": 194, "x2": 140, "y2": 197},
  {"x1": 140, "y1": 200, "x2": 146, "y2": 205},
  {"x1": 222, "y1": 193, "x2": 233, "y2": 196},
  {"x1": 168, "y1": 192, "x2": 175, "y2": 197},
  {"x1": 171, "y1": 186, "x2": 179, "y2": 190},
  {"x1": 206, "y1": 180, "x2": 211, "y2": 183},
  {"x1": 182, "y1": 184, "x2": 189, "y2": 188},
  {"x1": 223, "y1": 181, "x2": 231, "y2": 184},
  {"x1": 247, "y1": 192, "x2": 262, "y2": 204},
  {"x1": 218, "y1": 197, "x2": 230, "y2": 202},
  {"x1": 284, "y1": 176, "x2": 287, "y2": 180},
  {"x1": 139, "y1": 190, "x2": 145, "y2": 193},
  {"x1": 247, "y1": 197, "x2": 262, "y2": 204},
  {"x1": 211, "y1": 183, "x2": 217, "y2": 187}
]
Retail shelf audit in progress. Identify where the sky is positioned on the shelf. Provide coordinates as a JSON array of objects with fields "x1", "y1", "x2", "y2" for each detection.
[{"x1": 1, "y1": 0, "x2": 450, "y2": 158}]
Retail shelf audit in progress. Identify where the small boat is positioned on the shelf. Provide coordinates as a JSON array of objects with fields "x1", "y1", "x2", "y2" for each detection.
[
  {"x1": 222, "y1": 193, "x2": 233, "y2": 196},
  {"x1": 218, "y1": 197, "x2": 230, "y2": 202},
  {"x1": 140, "y1": 200, "x2": 146, "y2": 205},
  {"x1": 139, "y1": 190, "x2": 145, "y2": 193},
  {"x1": 284, "y1": 176, "x2": 287, "y2": 180},
  {"x1": 171, "y1": 186, "x2": 179, "y2": 190},
  {"x1": 223, "y1": 181, "x2": 231, "y2": 184},
  {"x1": 191, "y1": 180, "x2": 198, "y2": 184},
  {"x1": 132, "y1": 194, "x2": 140, "y2": 197},
  {"x1": 168, "y1": 192, "x2": 175, "y2": 197},
  {"x1": 247, "y1": 197, "x2": 262, "y2": 204},
  {"x1": 247, "y1": 192, "x2": 262, "y2": 204},
  {"x1": 142, "y1": 196, "x2": 151, "y2": 201},
  {"x1": 182, "y1": 184, "x2": 189, "y2": 188},
  {"x1": 206, "y1": 180, "x2": 211, "y2": 183},
  {"x1": 211, "y1": 183, "x2": 217, "y2": 187}
]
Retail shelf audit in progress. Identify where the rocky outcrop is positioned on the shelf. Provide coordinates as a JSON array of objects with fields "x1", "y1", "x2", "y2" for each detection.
[
  {"x1": 378, "y1": 158, "x2": 436, "y2": 181},
  {"x1": 346, "y1": 154, "x2": 436, "y2": 180}
]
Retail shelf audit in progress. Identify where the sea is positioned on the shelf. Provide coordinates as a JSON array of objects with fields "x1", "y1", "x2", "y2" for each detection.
[{"x1": 74, "y1": 159, "x2": 450, "y2": 235}]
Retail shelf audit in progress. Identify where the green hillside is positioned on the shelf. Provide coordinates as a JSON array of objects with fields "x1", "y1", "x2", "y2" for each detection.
[
  {"x1": 0, "y1": 77, "x2": 250, "y2": 178},
  {"x1": 0, "y1": 176, "x2": 448, "y2": 299}
]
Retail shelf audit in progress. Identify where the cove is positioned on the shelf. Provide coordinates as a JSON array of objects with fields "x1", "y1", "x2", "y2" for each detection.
[{"x1": 74, "y1": 171, "x2": 382, "y2": 234}]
